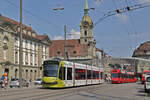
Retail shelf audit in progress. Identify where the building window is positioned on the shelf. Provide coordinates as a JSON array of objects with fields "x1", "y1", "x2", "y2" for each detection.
[
  {"x1": 15, "y1": 69, "x2": 18, "y2": 78},
  {"x1": 15, "y1": 37, "x2": 18, "y2": 41},
  {"x1": 25, "y1": 53, "x2": 28, "y2": 64},
  {"x1": 34, "y1": 70, "x2": 37, "y2": 80},
  {"x1": 26, "y1": 70, "x2": 28, "y2": 80},
  {"x1": 57, "y1": 51, "x2": 60, "y2": 55},
  {"x1": 84, "y1": 30, "x2": 87, "y2": 36},
  {"x1": 73, "y1": 51, "x2": 76, "y2": 54},
  {"x1": 35, "y1": 55, "x2": 37, "y2": 65},
  {"x1": 4, "y1": 50, "x2": 6, "y2": 60},
  {"x1": 85, "y1": 39, "x2": 87, "y2": 42},
  {"x1": 15, "y1": 51, "x2": 18, "y2": 63},
  {"x1": 30, "y1": 42, "x2": 33, "y2": 50},
  {"x1": 30, "y1": 70, "x2": 33, "y2": 81},
  {"x1": 34, "y1": 43, "x2": 36, "y2": 51},
  {"x1": 3, "y1": 36, "x2": 9, "y2": 45},
  {"x1": 25, "y1": 40, "x2": 28, "y2": 49},
  {"x1": 31, "y1": 54, "x2": 33, "y2": 65}
]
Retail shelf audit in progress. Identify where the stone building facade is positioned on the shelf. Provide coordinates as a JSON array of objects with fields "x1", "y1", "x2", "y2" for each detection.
[
  {"x1": 133, "y1": 41, "x2": 150, "y2": 59},
  {"x1": 0, "y1": 14, "x2": 51, "y2": 81}
]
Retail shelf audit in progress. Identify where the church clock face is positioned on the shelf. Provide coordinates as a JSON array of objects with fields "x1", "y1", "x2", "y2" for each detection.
[
  {"x1": 84, "y1": 22, "x2": 88, "y2": 26},
  {"x1": 83, "y1": 22, "x2": 89, "y2": 28}
]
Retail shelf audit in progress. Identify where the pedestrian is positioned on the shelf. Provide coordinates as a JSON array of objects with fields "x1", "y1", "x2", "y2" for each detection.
[
  {"x1": 108, "y1": 75, "x2": 111, "y2": 83},
  {"x1": 0, "y1": 75, "x2": 4, "y2": 88},
  {"x1": 3, "y1": 73, "x2": 8, "y2": 89},
  {"x1": 104, "y1": 74, "x2": 108, "y2": 82},
  {"x1": 4, "y1": 76, "x2": 8, "y2": 89}
]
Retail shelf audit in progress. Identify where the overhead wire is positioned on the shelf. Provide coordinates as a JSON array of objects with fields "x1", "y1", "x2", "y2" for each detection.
[
  {"x1": 125, "y1": 0, "x2": 139, "y2": 51},
  {"x1": 112, "y1": 0, "x2": 131, "y2": 36},
  {"x1": 95, "y1": 1, "x2": 150, "y2": 25},
  {"x1": 3, "y1": 0, "x2": 63, "y2": 32},
  {"x1": 112, "y1": 0, "x2": 135, "y2": 57}
]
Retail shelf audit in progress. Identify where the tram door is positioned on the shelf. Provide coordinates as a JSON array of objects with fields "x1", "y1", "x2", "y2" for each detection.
[
  {"x1": 66, "y1": 67, "x2": 73, "y2": 87},
  {"x1": 59, "y1": 66, "x2": 65, "y2": 80}
]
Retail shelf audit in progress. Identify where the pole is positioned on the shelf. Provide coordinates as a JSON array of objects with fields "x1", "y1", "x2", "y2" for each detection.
[
  {"x1": 102, "y1": 50, "x2": 105, "y2": 75},
  {"x1": 19, "y1": 0, "x2": 23, "y2": 87},
  {"x1": 64, "y1": 25, "x2": 66, "y2": 60}
]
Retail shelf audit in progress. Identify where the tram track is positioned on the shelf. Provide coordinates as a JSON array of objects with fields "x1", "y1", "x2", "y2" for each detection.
[
  {"x1": 19, "y1": 85, "x2": 103, "y2": 100},
  {"x1": 0, "y1": 87, "x2": 46, "y2": 97},
  {"x1": 0, "y1": 84, "x2": 104, "y2": 100}
]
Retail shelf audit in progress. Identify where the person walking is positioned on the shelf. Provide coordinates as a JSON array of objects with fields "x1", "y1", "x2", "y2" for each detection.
[
  {"x1": 0, "y1": 75, "x2": 4, "y2": 88},
  {"x1": 3, "y1": 73, "x2": 8, "y2": 89}
]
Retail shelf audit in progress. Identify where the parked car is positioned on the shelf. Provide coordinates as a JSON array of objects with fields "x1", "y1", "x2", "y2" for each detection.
[
  {"x1": 144, "y1": 75, "x2": 150, "y2": 92},
  {"x1": 10, "y1": 78, "x2": 29, "y2": 88},
  {"x1": 34, "y1": 78, "x2": 42, "y2": 85}
]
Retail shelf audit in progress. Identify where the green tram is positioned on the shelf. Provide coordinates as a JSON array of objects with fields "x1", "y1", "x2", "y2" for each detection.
[{"x1": 42, "y1": 59, "x2": 103, "y2": 88}]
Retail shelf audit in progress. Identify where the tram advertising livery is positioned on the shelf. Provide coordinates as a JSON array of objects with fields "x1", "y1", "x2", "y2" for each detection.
[{"x1": 42, "y1": 59, "x2": 104, "y2": 88}]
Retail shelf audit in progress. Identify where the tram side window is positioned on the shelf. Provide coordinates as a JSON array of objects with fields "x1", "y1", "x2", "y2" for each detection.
[
  {"x1": 75, "y1": 69, "x2": 86, "y2": 80},
  {"x1": 67, "y1": 68, "x2": 72, "y2": 80},
  {"x1": 101, "y1": 72, "x2": 104, "y2": 79},
  {"x1": 93, "y1": 71, "x2": 99, "y2": 79},
  {"x1": 59, "y1": 67, "x2": 65, "y2": 80},
  {"x1": 96, "y1": 71, "x2": 100, "y2": 79},
  {"x1": 122, "y1": 74, "x2": 125, "y2": 79},
  {"x1": 87, "y1": 70, "x2": 91, "y2": 79}
]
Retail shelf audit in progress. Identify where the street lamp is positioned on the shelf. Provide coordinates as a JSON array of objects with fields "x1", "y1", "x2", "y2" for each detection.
[{"x1": 53, "y1": 7, "x2": 67, "y2": 60}]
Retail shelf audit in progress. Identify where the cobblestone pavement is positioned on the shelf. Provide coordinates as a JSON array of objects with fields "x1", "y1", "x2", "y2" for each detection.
[{"x1": 0, "y1": 83, "x2": 149, "y2": 100}]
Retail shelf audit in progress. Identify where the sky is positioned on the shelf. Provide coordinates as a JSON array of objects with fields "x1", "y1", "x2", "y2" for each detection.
[{"x1": 0, "y1": 0, "x2": 150, "y2": 57}]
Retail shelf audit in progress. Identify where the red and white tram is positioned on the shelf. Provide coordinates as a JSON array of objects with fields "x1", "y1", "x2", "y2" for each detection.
[{"x1": 111, "y1": 69, "x2": 137, "y2": 84}]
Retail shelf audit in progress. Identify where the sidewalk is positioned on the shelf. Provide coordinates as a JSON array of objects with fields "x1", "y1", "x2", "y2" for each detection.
[{"x1": 0, "y1": 84, "x2": 41, "y2": 91}]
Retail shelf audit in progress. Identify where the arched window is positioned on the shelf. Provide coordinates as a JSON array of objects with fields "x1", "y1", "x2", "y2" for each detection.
[
  {"x1": 34, "y1": 70, "x2": 37, "y2": 80},
  {"x1": 3, "y1": 36, "x2": 9, "y2": 60},
  {"x1": 85, "y1": 39, "x2": 87, "y2": 42},
  {"x1": 30, "y1": 70, "x2": 33, "y2": 81},
  {"x1": 73, "y1": 51, "x2": 77, "y2": 54},
  {"x1": 15, "y1": 69, "x2": 18, "y2": 78},
  {"x1": 3, "y1": 36, "x2": 9, "y2": 44},
  {"x1": 26, "y1": 70, "x2": 28, "y2": 80},
  {"x1": 84, "y1": 30, "x2": 87, "y2": 36}
]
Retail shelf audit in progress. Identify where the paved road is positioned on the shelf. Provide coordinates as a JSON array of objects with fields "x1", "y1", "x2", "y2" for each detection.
[{"x1": 0, "y1": 83, "x2": 149, "y2": 100}]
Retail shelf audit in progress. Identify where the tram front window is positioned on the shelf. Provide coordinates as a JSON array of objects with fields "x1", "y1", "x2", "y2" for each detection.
[
  {"x1": 111, "y1": 73, "x2": 119, "y2": 78},
  {"x1": 43, "y1": 64, "x2": 58, "y2": 77}
]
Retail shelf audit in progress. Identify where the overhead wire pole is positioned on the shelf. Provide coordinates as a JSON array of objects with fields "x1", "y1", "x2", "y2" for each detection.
[
  {"x1": 64, "y1": 25, "x2": 66, "y2": 60},
  {"x1": 19, "y1": 0, "x2": 23, "y2": 87}
]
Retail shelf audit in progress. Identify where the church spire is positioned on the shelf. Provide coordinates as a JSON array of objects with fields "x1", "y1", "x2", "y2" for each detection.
[{"x1": 84, "y1": 0, "x2": 89, "y2": 15}]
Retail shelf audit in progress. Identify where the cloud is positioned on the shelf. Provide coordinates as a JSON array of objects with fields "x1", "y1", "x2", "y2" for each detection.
[
  {"x1": 53, "y1": 35, "x2": 64, "y2": 40},
  {"x1": 139, "y1": 0, "x2": 150, "y2": 3},
  {"x1": 68, "y1": 29, "x2": 80, "y2": 39},
  {"x1": 115, "y1": 14, "x2": 128, "y2": 23},
  {"x1": 53, "y1": 29, "x2": 80, "y2": 40},
  {"x1": 94, "y1": 0, "x2": 101, "y2": 5}
]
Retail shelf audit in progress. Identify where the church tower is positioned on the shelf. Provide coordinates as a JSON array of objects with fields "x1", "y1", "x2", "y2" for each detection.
[{"x1": 80, "y1": 0, "x2": 94, "y2": 45}]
